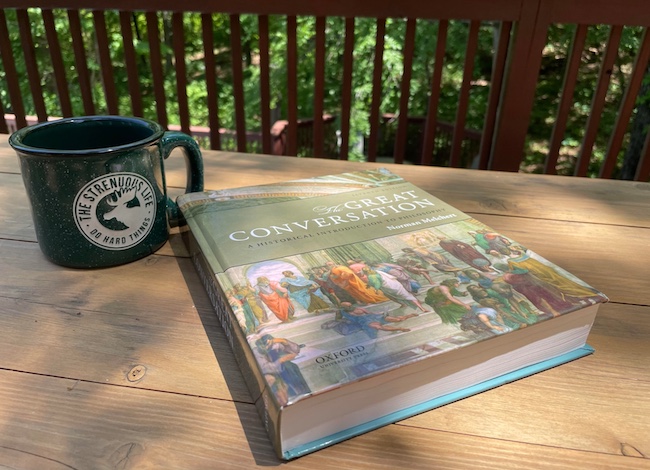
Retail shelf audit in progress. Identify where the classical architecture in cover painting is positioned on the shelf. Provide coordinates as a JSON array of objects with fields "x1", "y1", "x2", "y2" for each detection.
[
  {"x1": 220, "y1": 217, "x2": 604, "y2": 406},
  {"x1": 178, "y1": 168, "x2": 607, "y2": 459}
]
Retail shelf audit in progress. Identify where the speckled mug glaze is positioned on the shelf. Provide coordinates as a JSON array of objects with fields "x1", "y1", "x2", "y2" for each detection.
[{"x1": 10, "y1": 116, "x2": 203, "y2": 268}]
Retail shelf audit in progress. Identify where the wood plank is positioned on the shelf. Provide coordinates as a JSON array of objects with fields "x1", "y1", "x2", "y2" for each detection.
[
  {"x1": 9, "y1": 0, "x2": 524, "y2": 22},
  {"x1": 164, "y1": 152, "x2": 650, "y2": 229},
  {"x1": 0, "y1": 284, "x2": 248, "y2": 401},
  {"x1": 285, "y1": 15, "x2": 298, "y2": 156},
  {"x1": 0, "y1": 369, "x2": 647, "y2": 469},
  {"x1": 477, "y1": 21, "x2": 511, "y2": 169},
  {"x1": 119, "y1": 11, "x2": 144, "y2": 117},
  {"x1": 3, "y1": 148, "x2": 650, "y2": 229},
  {"x1": 172, "y1": 12, "x2": 191, "y2": 134},
  {"x1": 0, "y1": 239, "x2": 203, "y2": 316},
  {"x1": 0, "y1": 10, "x2": 27, "y2": 128},
  {"x1": 0, "y1": 174, "x2": 35, "y2": 242},
  {"x1": 16, "y1": 9, "x2": 47, "y2": 122},
  {"x1": 366, "y1": 18, "x2": 386, "y2": 163},
  {"x1": 405, "y1": 303, "x2": 650, "y2": 460},
  {"x1": 258, "y1": 15, "x2": 272, "y2": 154},
  {"x1": 574, "y1": 25, "x2": 623, "y2": 177},
  {"x1": 1, "y1": 160, "x2": 649, "y2": 468},
  {"x1": 637, "y1": 128, "x2": 650, "y2": 181},
  {"x1": 393, "y1": 18, "x2": 417, "y2": 164},
  {"x1": 312, "y1": 16, "x2": 326, "y2": 158},
  {"x1": 201, "y1": 12, "x2": 221, "y2": 150},
  {"x1": 546, "y1": 24, "x2": 588, "y2": 174},
  {"x1": 3, "y1": 137, "x2": 23, "y2": 171},
  {"x1": 67, "y1": 9, "x2": 96, "y2": 115},
  {"x1": 4, "y1": 185, "x2": 647, "y2": 308},
  {"x1": 0, "y1": 94, "x2": 6, "y2": 134},
  {"x1": 421, "y1": 19, "x2": 448, "y2": 166},
  {"x1": 338, "y1": 17, "x2": 356, "y2": 161},
  {"x1": 145, "y1": 11, "x2": 168, "y2": 127},
  {"x1": 0, "y1": 370, "x2": 275, "y2": 469},
  {"x1": 42, "y1": 9, "x2": 73, "y2": 117},
  {"x1": 450, "y1": 20, "x2": 479, "y2": 167},
  {"x1": 0, "y1": 236, "x2": 645, "y2": 399},
  {"x1": 536, "y1": 0, "x2": 650, "y2": 27},
  {"x1": 490, "y1": 0, "x2": 548, "y2": 172},
  {"x1": 601, "y1": 27, "x2": 650, "y2": 178},
  {"x1": 92, "y1": 10, "x2": 119, "y2": 115},
  {"x1": 229, "y1": 14, "x2": 247, "y2": 152}
]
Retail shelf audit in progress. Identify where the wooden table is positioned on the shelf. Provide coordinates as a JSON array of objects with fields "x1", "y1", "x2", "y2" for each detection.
[{"x1": 1, "y1": 133, "x2": 649, "y2": 469}]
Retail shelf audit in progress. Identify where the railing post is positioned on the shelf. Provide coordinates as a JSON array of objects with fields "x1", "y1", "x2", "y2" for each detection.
[{"x1": 490, "y1": 0, "x2": 547, "y2": 172}]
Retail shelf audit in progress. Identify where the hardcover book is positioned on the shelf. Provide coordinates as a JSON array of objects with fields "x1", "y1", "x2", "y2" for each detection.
[{"x1": 177, "y1": 168, "x2": 608, "y2": 460}]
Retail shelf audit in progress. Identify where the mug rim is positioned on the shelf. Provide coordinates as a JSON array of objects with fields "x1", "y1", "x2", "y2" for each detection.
[{"x1": 8, "y1": 115, "x2": 165, "y2": 157}]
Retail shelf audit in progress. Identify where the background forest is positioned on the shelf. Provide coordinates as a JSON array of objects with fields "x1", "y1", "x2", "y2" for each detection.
[{"x1": 1, "y1": 10, "x2": 648, "y2": 178}]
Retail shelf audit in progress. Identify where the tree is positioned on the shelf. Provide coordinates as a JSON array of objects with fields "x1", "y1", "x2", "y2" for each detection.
[{"x1": 0, "y1": 9, "x2": 646, "y2": 176}]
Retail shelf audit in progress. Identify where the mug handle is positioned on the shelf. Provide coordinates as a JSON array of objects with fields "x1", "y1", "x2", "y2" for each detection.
[{"x1": 160, "y1": 131, "x2": 204, "y2": 227}]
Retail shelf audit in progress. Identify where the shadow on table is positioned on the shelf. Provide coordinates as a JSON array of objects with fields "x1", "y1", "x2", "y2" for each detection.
[{"x1": 170, "y1": 230, "x2": 282, "y2": 467}]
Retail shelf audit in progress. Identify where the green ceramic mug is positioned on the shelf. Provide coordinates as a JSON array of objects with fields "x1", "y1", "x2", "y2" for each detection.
[{"x1": 9, "y1": 115, "x2": 204, "y2": 268}]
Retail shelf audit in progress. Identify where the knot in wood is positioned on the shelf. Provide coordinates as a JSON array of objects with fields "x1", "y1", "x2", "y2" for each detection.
[{"x1": 127, "y1": 365, "x2": 147, "y2": 382}]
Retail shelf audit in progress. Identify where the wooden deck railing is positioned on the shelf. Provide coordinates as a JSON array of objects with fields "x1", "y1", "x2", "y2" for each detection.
[{"x1": 0, "y1": 0, "x2": 649, "y2": 180}]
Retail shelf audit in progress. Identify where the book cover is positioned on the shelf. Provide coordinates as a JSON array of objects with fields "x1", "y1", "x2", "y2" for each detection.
[{"x1": 177, "y1": 168, "x2": 608, "y2": 460}]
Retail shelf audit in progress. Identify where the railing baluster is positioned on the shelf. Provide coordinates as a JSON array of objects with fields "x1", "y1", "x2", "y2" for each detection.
[
  {"x1": 0, "y1": 98, "x2": 6, "y2": 133},
  {"x1": 366, "y1": 18, "x2": 386, "y2": 163},
  {"x1": 339, "y1": 17, "x2": 356, "y2": 161},
  {"x1": 601, "y1": 27, "x2": 650, "y2": 178},
  {"x1": 119, "y1": 11, "x2": 143, "y2": 117},
  {"x1": 450, "y1": 20, "x2": 479, "y2": 168},
  {"x1": 201, "y1": 13, "x2": 220, "y2": 150},
  {"x1": 172, "y1": 12, "x2": 190, "y2": 134},
  {"x1": 546, "y1": 24, "x2": 588, "y2": 174},
  {"x1": 258, "y1": 15, "x2": 272, "y2": 155},
  {"x1": 574, "y1": 25, "x2": 623, "y2": 177},
  {"x1": 229, "y1": 14, "x2": 247, "y2": 152},
  {"x1": 93, "y1": 10, "x2": 119, "y2": 115},
  {"x1": 635, "y1": 131, "x2": 650, "y2": 181},
  {"x1": 490, "y1": 0, "x2": 546, "y2": 172},
  {"x1": 42, "y1": 9, "x2": 72, "y2": 117},
  {"x1": 16, "y1": 9, "x2": 47, "y2": 122},
  {"x1": 286, "y1": 15, "x2": 298, "y2": 156},
  {"x1": 0, "y1": 2, "x2": 647, "y2": 180},
  {"x1": 421, "y1": 19, "x2": 448, "y2": 166},
  {"x1": 394, "y1": 18, "x2": 417, "y2": 164},
  {"x1": 146, "y1": 11, "x2": 168, "y2": 128},
  {"x1": 0, "y1": 9, "x2": 27, "y2": 128},
  {"x1": 477, "y1": 21, "x2": 511, "y2": 170},
  {"x1": 67, "y1": 9, "x2": 95, "y2": 115},
  {"x1": 313, "y1": 16, "x2": 326, "y2": 158}
]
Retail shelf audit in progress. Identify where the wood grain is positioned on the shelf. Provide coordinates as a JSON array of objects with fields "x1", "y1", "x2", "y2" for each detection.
[
  {"x1": 1, "y1": 134, "x2": 649, "y2": 468},
  {"x1": 405, "y1": 303, "x2": 650, "y2": 454},
  {"x1": 165, "y1": 151, "x2": 650, "y2": 228},
  {"x1": 1, "y1": 369, "x2": 648, "y2": 470},
  {"x1": 4, "y1": 153, "x2": 650, "y2": 246},
  {"x1": 1, "y1": 178, "x2": 645, "y2": 303}
]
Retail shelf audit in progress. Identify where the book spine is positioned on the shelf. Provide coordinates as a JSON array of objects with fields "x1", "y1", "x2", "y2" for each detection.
[{"x1": 185, "y1": 229, "x2": 284, "y2": 457}]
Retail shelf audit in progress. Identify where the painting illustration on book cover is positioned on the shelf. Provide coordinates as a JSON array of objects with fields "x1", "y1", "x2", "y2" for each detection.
[{"x1": 219, "y1": 217, "x2": 606, "y2": 407}]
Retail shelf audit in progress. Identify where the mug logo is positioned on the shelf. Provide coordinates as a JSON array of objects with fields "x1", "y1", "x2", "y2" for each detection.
[{"x1": 73, "y1": 172, "x2": 157, "y2": 250}]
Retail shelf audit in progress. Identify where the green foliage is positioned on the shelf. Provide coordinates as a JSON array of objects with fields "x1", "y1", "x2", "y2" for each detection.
[
  {"x1": 526, "y1": 23, "x2": 646, "y2": 176},
  {"x1": 0, "y1": 8, "x2": 646, "y2": 176}
]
